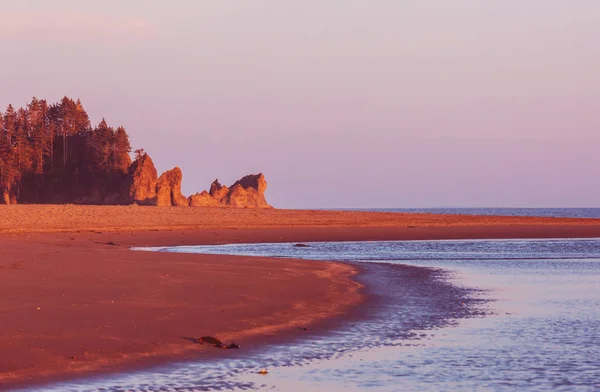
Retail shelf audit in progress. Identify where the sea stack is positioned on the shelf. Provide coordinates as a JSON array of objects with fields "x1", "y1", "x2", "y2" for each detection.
[
  {"x1": 188, "y1": 173, "x2": 272, "y2": 208},
  {"x1": 125, "y1": 153, "x2": 158, "y2": 206},
  {"x1": 156, "y1": 167, "x2": 188, "y2": 207}
]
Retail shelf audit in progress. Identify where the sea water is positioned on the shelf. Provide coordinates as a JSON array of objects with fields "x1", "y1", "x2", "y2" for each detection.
[
  {"x1": 331, "y1": 207, "x2": 600, "y2": 219},
  {"x1": 33, "y1": 238, "x2": 600, "y2": 391}
]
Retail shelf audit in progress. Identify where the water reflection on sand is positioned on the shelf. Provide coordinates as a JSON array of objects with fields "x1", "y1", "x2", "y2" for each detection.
[{"x1": 35, "y1": 239, "x2": 600, "y2": 391}]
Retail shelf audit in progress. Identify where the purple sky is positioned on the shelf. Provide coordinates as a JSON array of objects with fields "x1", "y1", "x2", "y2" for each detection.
[{"x1": 2, "y1": 1, "x2": 599, "y2": 208}]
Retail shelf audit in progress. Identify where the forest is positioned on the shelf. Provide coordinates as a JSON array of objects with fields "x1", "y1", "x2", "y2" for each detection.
[{"x1": 0, "y1": 97, "x2": 133, "y2": 204}]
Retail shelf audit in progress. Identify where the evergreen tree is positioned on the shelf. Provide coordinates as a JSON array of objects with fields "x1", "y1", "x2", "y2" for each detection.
[
  {"x1": 89, "y1": 119, "x2": 114, "y2": 172},
  {"x1": 0, "y1": 105, "x2": 18, "y2": 199},
  {"x1": 28, "y1": 98, "x2": 50, "y2": 174},
  {"x1": 56, "y1": 97, "x2": 91, "y2": 167},
  {"x1": 0, "y1": 96, "x2": 136, "y2": 203},
  {"x1": 15, "y1": 108, "x2": 33, "y2": 169},
  {"x1": 2, "y1": 105, "x2": 16, "y2": 152},
  {"x1": 113, "y1": 126, "x2": 132, "y2": 173}
]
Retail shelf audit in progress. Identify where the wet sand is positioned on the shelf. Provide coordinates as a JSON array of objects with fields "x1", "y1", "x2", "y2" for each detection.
[
  {"x1": 1, "y1": 206, "x2": 600, "y2": 389},
  {"x1": 0, "y1": 232, "x2": 361, "y2": 390}
]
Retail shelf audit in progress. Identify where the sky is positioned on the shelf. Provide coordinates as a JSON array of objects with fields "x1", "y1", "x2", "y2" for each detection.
[{"x1": 1, "y1": 0, "x2": 599, "y2": 208}]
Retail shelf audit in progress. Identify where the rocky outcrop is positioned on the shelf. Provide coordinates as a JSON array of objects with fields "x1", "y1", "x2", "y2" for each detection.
[
  {"x1": 224, "y1": 174, "x2": 269, "y2": 208},
  {"x1": 189, "y1": 173, "x2": 271, "y2": 208},
  {"x1": 209, "y1": 180, "x2": 229, "y2": 200},
  {"x1": 1, "y1": 97, "x2": 274, "y2": 207},
  {"x1": 10, "y1": 147, "x2": 271, "y2": 208},
  {"x1": 156, "y1": 167, "x2": 188, "y2": 207},
  {"x1": 125, "y1": 153, "x2": 157, "y2": 205},
  {"x1": 188, "y1": 191, "x2": 220, "y2": 207},
  {"x1": 121, "y1": 155, "x2": 188, "y2": 207}
]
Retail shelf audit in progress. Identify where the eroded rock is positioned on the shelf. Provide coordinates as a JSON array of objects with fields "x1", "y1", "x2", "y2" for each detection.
[
  {"x1": 125, "y1": 153, "x2": 158, "y2": 205},
  {"x1": 224, "y1": 173, "x2": 270, "y2": 208},
  {"x1": 209, "y1": 179, "x2": 229, "y2": 201},
  {"x1": 188, "y1": 191, "x2": 220, "y2": 207},
  {"x1": 189, "y1": 173, "x2": 272, "y2": 208},
  {"x1": 156, "y1": 167, "x2": 188, "y2": 207}
]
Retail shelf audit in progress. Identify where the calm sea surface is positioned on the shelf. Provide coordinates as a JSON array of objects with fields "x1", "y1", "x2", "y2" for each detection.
[
  {"x1": 338, "y1": 207, "x2": 600, "y2": 219},
  {"x1": 34, "y1": 235, "x2": 600, "y2": 392}
]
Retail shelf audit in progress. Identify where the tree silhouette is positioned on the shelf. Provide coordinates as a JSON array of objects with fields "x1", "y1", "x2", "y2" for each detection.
[{"x1": 0, "y1": 97, "x2": 136, "y2": 204}]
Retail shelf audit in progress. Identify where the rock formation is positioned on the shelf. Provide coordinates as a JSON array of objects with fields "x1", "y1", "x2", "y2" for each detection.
[
  {"x1": 189, "y1": 173, "x2": 271, "y2": 208},
  {"x1": 4, "y1": 146, "x2": 271, "y2": 208},
  {"x1": 209, "y1": 180, "x2": 229, "y2": 200},
  {"x1": 124, "y1": 153, "x2": 158, "y2": 205},
  {"x1": 0, "y1": 97, "x2": 273, "y2": 207},
  {"x1": 224, "y1": 174, "x2": 269, "y2": 208},
  {"x1": 188, "y1": 191, "x2": 220, "y2": 207},
  {"x1": 156, "y1": 167, "x2": 188, "y2": 207}
]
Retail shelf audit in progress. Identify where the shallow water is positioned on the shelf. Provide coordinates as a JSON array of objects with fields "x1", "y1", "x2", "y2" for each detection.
[{"x1": 31, "y1": 239, "x2": 600, "y2": 391}]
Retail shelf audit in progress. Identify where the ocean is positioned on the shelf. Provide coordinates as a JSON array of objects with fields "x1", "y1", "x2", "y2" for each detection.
[
  {"x1": 28, "y1": 208, "x2": 600, "y2": 391},
  {"x1": 335, "y1": 207, "x2": 600, "y2": 219}
]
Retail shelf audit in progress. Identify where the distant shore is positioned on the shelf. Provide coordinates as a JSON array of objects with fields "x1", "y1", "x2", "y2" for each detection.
[
  {"x1": 2, "y1": 206, "x2": 600, "y2": 389},
  {"x1": 2, "y1": 204, "x2": 600, "y2": 235}
]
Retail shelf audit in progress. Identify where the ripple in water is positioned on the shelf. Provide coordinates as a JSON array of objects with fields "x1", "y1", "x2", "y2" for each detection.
[{"x1": 31, "y1": 239, "x2": 600, "y2": 391}]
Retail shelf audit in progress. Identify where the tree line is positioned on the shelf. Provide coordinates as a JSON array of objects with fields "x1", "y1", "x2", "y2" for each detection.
[{"x1": 0, "y1": 96, "x2": 132, "y2": 202}]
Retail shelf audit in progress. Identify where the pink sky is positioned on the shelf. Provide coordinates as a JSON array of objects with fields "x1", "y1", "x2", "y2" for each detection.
[{"x1": 1, "y1": 1, "x2": 599, "y2": 207}]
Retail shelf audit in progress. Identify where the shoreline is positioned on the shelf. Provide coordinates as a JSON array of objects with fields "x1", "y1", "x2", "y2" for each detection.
[
  {"x1": 2, "y1": 207, "x2": 600, "y2": 389},
  {"x1": 41, "y1": 261, "x2": 482, "y2": 391},
  {"x1": 0, "y1": 232, "x2": 363, "y2": 390}
]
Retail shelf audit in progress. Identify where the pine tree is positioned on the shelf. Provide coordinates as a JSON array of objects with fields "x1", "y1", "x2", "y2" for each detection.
[
  {"x1": 0, "y1": 110, "x2": 6, "y2": 202},
  {"x1": 89, "y1": 119, "x2": 113, "y2": 172},
  {"x1": 2, "y1": 105, "x2": 16, "y2": 153},
  {"x1": 56, "y1": 97, "x2": 90, "y2": 168},
  {"x1": 0, "y1": 105, "x2": 18, "y2": 200},
  {"x1": 28, "y1": 97, "x2": 50, "y2": 174},
  {"x1": 113, "y1": 126, "x2": 132, "y2": 173},
  {"x1": 14, "y1": 108, "x2": 34, "y2": 196},
  {"x1": 0, "y1": 96, "x2": 136, "y2": 203},
  {"x1": 134, "y1": 148, "x2": 145, "y2": 160}
]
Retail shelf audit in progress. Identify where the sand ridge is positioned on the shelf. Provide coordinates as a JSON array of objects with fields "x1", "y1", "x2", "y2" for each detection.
[{"x1": 1, "y1": 205, "x2": 599, "y2": 234}]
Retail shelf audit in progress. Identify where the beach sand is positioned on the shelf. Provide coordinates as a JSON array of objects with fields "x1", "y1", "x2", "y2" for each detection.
[{"x1": 1, "y1": 205, "x2": 600, "y2": 389}]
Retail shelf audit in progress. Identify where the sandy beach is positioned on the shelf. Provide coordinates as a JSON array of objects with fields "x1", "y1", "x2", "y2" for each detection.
[
  {"x1": 2, "y1": 205, "x2": 600, "y2": 389},
  {"x1": 1, "y1": 205, "x2": 600, "y2": 234}
]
